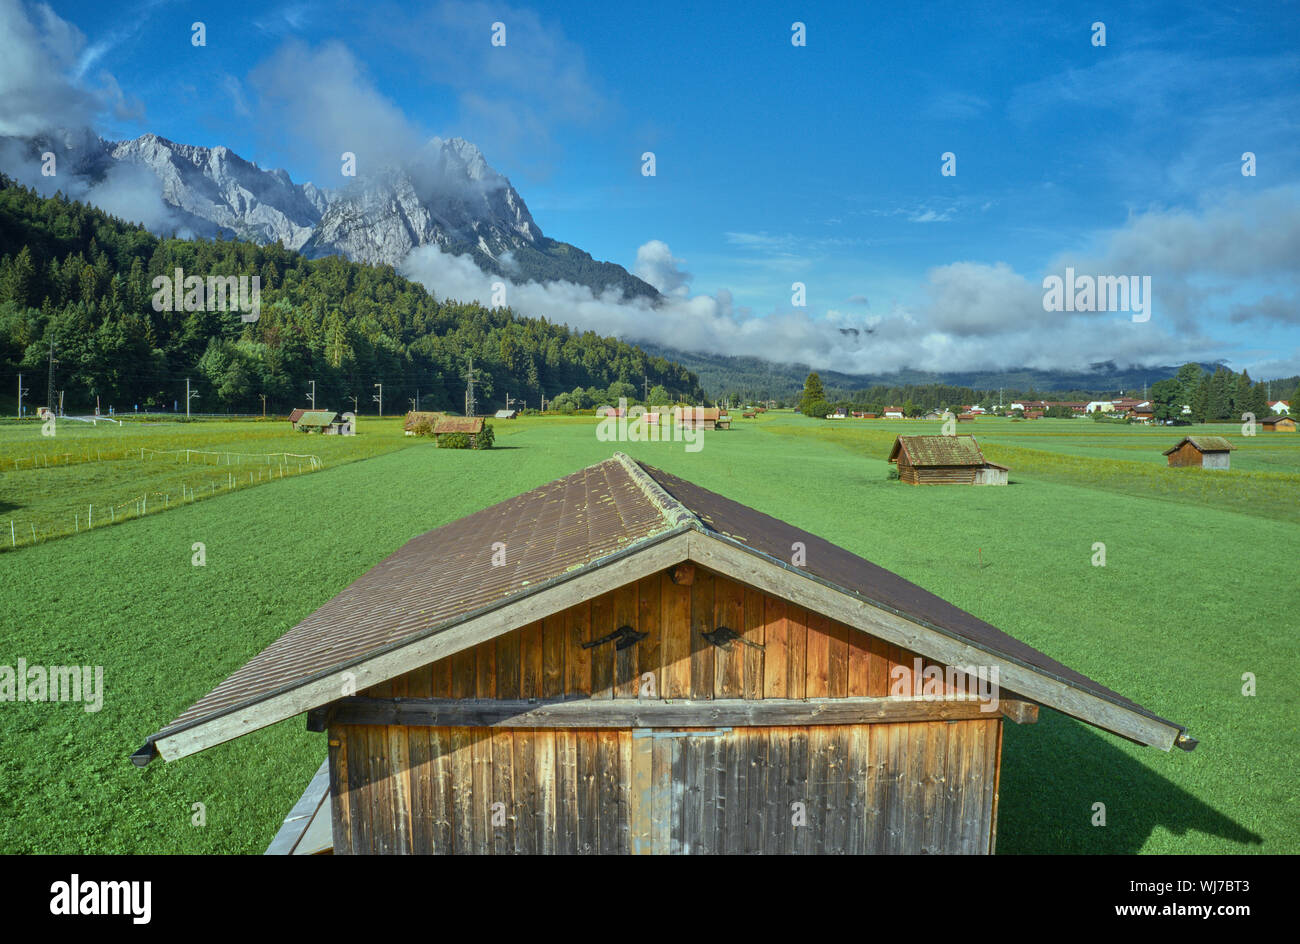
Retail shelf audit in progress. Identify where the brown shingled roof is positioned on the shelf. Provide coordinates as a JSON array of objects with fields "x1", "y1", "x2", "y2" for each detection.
[
  {"x1": 888, "y1": 435, "x2": 986, "y2": 467},
  {"x1": 137, "y1": 453, "x2": 1190, "y2": 762},
  {"x1": 1162, "y1": 435, "x2": 1234, "y2": 455},
  {"x1": 434, "y1": 417, "x2": 485, "y2": 434}
]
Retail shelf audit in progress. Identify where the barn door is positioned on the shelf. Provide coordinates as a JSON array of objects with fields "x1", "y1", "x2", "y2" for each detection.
[{"x1": 629, "y1": 728, "x2": 731, "y2": 855}]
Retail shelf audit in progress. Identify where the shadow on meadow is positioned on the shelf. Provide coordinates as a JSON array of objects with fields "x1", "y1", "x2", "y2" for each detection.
[{"x1": 996, "y1": 713, "x2": 1262, "y2": 853}]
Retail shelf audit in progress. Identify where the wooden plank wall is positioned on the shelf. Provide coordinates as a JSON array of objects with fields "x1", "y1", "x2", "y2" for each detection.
[
  {"x1": 329, "y1": 718, "x2": 1002, "y2": 854},
  {"x1": 365, "y1": 570, "x2": 965, "y2": 704}
]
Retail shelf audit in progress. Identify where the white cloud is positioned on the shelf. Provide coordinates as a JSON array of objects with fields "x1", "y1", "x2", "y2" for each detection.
[
  {"x1": 247, "y1": 40, "x2": 427, "y2": 182},
  {"x1": 633, "y1": 240, "x2": 691, "y2": 297},
  {"x1": 0, "y1": 0, "x2": 100, "y2": 135}
]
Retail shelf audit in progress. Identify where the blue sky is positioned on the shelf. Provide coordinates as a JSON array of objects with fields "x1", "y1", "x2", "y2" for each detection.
[{"x1": 6, "y1": 0, "x2": 1300, "y2": 377}]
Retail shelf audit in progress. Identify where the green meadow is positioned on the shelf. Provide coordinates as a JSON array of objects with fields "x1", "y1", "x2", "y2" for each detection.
[{"x1": 0, "y1": 413, "x2": 1295, "y2": 853}]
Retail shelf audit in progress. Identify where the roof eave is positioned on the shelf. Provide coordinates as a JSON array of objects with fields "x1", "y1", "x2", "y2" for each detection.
[{"x1": 682, "y1": 529, "x2": 1189, "y2": 752}]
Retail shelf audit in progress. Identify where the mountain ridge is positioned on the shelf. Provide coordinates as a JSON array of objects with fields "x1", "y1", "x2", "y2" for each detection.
[{"x1": 0, "y1": 129, "x2": 661, "y2": 301}]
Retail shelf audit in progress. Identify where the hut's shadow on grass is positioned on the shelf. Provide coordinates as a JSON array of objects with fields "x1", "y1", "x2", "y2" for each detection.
[{"x1": 996, "y1": 713, "x2": 1262, "y2": 853}]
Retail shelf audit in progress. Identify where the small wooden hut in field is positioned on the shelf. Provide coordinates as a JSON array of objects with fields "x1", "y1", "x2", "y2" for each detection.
[
  {"x1": 888, "y1": 436, "x2": 1009, "y2": 486},
  {"x1": 133, "y1": 454, "x2": 1192, "y2": 855},
  {"x1": 1163, "y1": 436, "x2": 1233, "y2": 469},
  {"x1": 288, "y1": 408, "x2": 307, "y2": 426},
  {"x1": 673, "y1": 406, "x2": 722, "y2": 430},
  {"x1": 433, "y1": 417, "x2": 488, "y2": 448},
  {"x1": 1261, "y1": 416, "x2": 1296, "y2": 433},
  {"x1": 494, "y1": 409, "x2": 519, "y2": 420}
]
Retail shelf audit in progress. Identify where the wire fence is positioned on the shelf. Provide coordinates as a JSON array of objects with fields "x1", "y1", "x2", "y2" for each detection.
[{"x1": 2, "y1": 448, "x2": 325, "y2": 552}]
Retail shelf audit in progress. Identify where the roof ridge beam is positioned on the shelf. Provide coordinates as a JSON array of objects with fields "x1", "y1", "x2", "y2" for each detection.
[{"x1": 612, "y1": 452, "x2": 702, "y2": 532}]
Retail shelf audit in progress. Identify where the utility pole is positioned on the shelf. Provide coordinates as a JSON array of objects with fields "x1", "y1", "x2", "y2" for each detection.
[
  {"x1": 464, "y1": 356, "x2": 478, "y2": 417},
  {"x1": 17, "y1": 373, "x2": 26, "y2": 417},
  {"x1": 373, "y1": 383, "x2": 383, "y2": 417},
  {"x1": 259, "y1": 393, "x2": 267, "y2": 418},
  {"x1": 416, "y1": 388, "x2": 420, "y2": 411},
  {"x1": 644, "y1": 374, "x2": 649, "y2": 402},
  {"x1": 307, "y1": 380, "x2": 316, "y2": 410},
  {"x1": 186, "y1": 378, "x2": 199, "y2": 417},
  {"x1": 348, "y1": 395, "x2": 358, "y2": 414},
  {"x1": 46, "y1": 339, "x2": 57, "y2": 415}
]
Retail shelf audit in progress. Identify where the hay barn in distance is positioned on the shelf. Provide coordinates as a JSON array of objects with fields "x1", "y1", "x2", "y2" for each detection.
[
  {"x1": 1261, "y1": 416, "x2": 1296, "y2": 433},
  {"x1": 131, "y1": 454, "x2": 1192, "y2": 855},
  {"x1": 889, "y1": 435, "x2": 1009, "y2": 485},
  {"x1": 433, "y1": 417, "x2": 488, "y2": 448},
  {"x1": 1163, "y1": 436, "x2": 1234, "y2": 469}
]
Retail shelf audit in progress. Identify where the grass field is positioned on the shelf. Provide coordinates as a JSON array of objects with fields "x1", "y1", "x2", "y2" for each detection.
[{"x1": 1, "y1": 412, "x2": 1296, "y2": 854}]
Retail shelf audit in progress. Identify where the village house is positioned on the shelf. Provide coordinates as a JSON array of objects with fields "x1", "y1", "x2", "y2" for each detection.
[
  {"x1": 131, "y1": 454, "x2": 1192, "y2": 855},
  {"x1": 1163, "y1": 436, "x2": 1234, "y2": 470},
  {"x1": 883, "y1": 406, "x2": 904, "y2": 419},
  {"x1": 1269, "y1": 400, "x2": 1290, "y2": 414}
]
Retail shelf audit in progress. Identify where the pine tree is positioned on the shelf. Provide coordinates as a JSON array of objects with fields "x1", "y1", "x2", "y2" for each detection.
[{"x1": 800, "y1": 372, "x2": 826, "y2": 414}]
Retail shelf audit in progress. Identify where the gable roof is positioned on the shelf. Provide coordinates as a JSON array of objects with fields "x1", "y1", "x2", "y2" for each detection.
[
  {"x1": 133, "y1": 454, "x2": 1192, "y2": 764},
  {"x1": 1261, "y1": 415, "x2": 1294, "y2": 425},
  {"x1": 494, "y1": 409, "x2": 518, "y2": 419},
  {"x1": 888, "y1": 435, "x2": 986, "y2": 467},
  {"x1": 1163, "y1": 436, "x2": 1234, "y2": 454},
  {"x1": 404, "y1": 411, "x2": 447, "y2": 431},
  {"x1": 287, "y1": 408, "x2": 306, "y2": 424},
  {"x1": 296, "y1": 410, "x2": 340, "y2": 426},
  {"x1": 434, "y1": 417, "x2": 485, "y2": 434}
]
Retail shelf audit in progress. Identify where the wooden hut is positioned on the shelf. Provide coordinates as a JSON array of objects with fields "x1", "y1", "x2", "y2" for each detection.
[
  {"x1": 433, "y1": 417, "x2": 488, "y2": 448},
  {"x1": 674, "y1": 406, "x2": 721, "y2": 430},
  {"x1": 288, "y1": 408, "x2": 307, "y2": 426},
  {"x1": 1261, "y1": 416, "x2": 1296, "y2": 433},
  {"x1": 888, "y1": 435, "x2": 1008, "y2": 485},
  {"x1": 494, "y1": 409, "x2": 519, "y2": 420},
  {"x1": 132, "y1": 454, "x2": 1192, "y2": 855},
  {"x1": 1163, "y1": 436, "x2": 1234, "y2": 469}
]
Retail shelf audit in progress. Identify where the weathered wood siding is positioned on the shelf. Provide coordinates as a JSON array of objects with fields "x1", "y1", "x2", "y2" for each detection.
[
  {"x1": 898, "y1": 461, "x2": 978, "y2": 486},
  {"x1": 366, "y1": 571, "x2": 963, "y2": 703},
  {"x1": 329, "y1": 718, "x2": 1002, "y2": 854},
  {"x1": 1165, "y1": 441, "x2": 1203, "y2": 467}
]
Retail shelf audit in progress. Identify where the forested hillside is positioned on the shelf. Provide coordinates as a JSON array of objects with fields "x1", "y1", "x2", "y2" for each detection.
[{"x1": 0, "y1": 176, "x2": 703, "y2": 414}]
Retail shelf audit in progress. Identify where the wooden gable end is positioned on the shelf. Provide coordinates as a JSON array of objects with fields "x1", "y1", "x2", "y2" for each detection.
[{"x1": 362, "y1": 568, "x2": 971, "y2": 704}]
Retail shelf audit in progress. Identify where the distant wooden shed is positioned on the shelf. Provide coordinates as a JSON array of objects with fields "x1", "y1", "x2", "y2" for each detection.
[
  {"x1": 1261, "y1": 416, "x2": 1296, "y2": 433},
  {"x1": 494, "y1": 409, "x2": 519, "y2": 419},
  {"x1": 674, "y1": 406, "x2": 721, "y2": 430},
  {"x1": 888, "y1": 435, "x2": 1008, "y2": 485},
  {"x1": 1163, "y1": 436, "x2": 1234, "y2": 469},
  {"x1": 133, "y1": 453, "x2": 1193, "y2": 855},
  {"x1": 433, "y1": 417, "x2": 488, "y2": 448}
]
